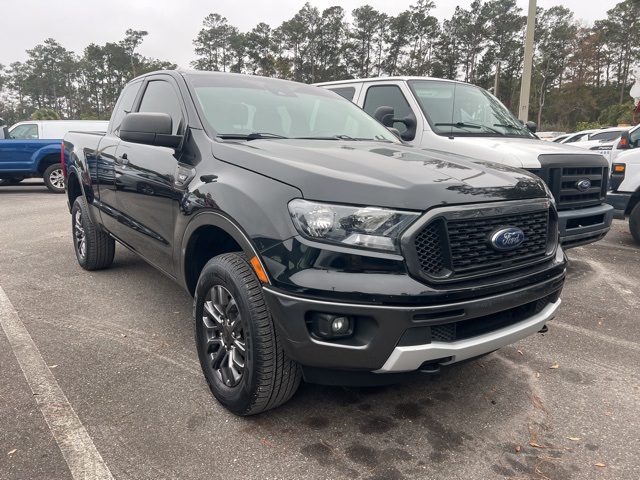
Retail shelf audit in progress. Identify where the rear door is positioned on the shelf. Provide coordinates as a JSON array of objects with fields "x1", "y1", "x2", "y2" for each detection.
[{"x1": 112, "y1": 75, "x2": 187, "y2": 276}]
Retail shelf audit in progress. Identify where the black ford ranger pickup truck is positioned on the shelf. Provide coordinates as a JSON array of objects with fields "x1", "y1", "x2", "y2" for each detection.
[{"x1": 63, "y1": 70, "x2": 566, "y2": 415}]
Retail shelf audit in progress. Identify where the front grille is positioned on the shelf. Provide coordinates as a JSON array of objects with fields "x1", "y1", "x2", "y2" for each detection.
[
  {"x1": 447, "y1": 211, "x2": 548, "y2": 276},
  {"x1": 530, "y1": 155, "x2": 609, "y2": 211},
  {"x1": 556, "y1": 166, "x2": 607, "y2": 208},
  {"x1": 406, "y1": 202, "x2": 554, "y2": 283}
]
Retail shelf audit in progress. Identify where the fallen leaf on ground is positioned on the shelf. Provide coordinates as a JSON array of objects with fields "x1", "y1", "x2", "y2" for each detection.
[
  {"x1": 120, "y1": 334, "x2": 127, "y2": 338},
  {"x1": 566, "y1": 437, "x2": 581, "y2": 441},
  {"x1": 594, "y1": 463, "x2": 606, "y2": 467},
  {"x1": 529, "y1": 442, "x2": 543, "y2": 448},
  {"x1": 550, "y1": 363, "x2": 559, "y2": 369},
  {"x1": 605, "y1": 411, "x2": 612, "y2": 416},
  {"x1": 535, "y1": 372, "x2": 541, "y2": 378},
  {"x1": 48, "y1": 365, "x2": 58, "y2": 369},
  {"x1": 515, "y1": 445, "x2": 521, "y2": 452},
  {"x1": 8, "y1": 449, "x2": 17, "y2": 455},
  {"x1": 517, "y1": 350, "x2": 523, "y2": 355}
]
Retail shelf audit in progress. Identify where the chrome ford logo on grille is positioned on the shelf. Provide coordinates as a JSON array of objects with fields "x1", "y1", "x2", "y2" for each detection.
[
  {"x1": 576, "y1": 178, "x2": 591, "y2": 192},
  {"x1": 490, "y1": 228, "x2": 525, "y2": 251}
]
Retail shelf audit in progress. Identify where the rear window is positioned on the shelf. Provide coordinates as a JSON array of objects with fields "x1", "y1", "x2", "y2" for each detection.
[{"x1": 328, "y1": 87, "x2": 356, "y2": 102}]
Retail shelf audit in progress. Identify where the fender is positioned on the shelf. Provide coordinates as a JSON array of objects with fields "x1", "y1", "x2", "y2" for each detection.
[
  {"x1": 178, "y1": 209, "x2": 272, "y2": 293},
  {"x1": 31, "y1": 143, "x2": 63, "y2": 172}
]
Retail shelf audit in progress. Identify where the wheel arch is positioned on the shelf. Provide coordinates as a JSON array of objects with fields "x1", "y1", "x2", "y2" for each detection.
[
  {"x1": 37, "y1": 153, "x2": 62, "y2": 174},
  {"x1": 627, "y1": 190, "x2": 640, "y2": 215},
  {"x1": 66, "y1": 169, "x2": 84, "y2": 212},
  {"x1": 181, "y1": 212, "x2": 269, "y2": 296}
]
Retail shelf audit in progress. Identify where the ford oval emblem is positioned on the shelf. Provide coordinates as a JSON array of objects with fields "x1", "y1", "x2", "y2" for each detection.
[
  {"x1": 576, "y1": 179, "x2": 591, "y2": 192},
  {"x1": 490, "y1": 227, "x2": 525, "y2": 251}
]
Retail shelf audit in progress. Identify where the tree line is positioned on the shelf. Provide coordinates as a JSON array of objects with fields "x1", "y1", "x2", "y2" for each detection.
[{"x1": 1, "y1": 0, "x2": 639, "y2": 131}]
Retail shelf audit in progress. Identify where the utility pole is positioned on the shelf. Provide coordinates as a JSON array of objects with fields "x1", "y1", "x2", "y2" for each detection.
[
  {"x1": 519, "y1": 0, "x2": 536, "y2": 123},
  {"x1": 493, "y1": 59, "x2": 502, "y2": 98}
]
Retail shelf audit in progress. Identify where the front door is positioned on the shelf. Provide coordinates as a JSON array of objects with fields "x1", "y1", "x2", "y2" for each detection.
[{"x1": 112, "y1": 77, "x2": 187, "y2": 276}]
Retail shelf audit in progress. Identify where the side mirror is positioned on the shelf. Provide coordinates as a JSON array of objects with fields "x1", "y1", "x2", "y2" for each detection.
[
  {"x1": 373, "y1": 106, "x2": 395, "y2": 128},
  {"x1": 120, "y1": 112, "x2": 182, "y2": 149},
  {"x1": 373, "y1": 106, "x2": 417, "y2": 141},
  {"x1": 618, "y1": 130, "x2": 631, "y2": 150},
  {"x1": 525, "y1": 121, "x2": 537, "y2": 134}
]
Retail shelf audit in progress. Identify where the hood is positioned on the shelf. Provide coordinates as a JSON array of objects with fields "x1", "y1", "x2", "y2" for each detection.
[
  {"x1": 212, "y1": 139, "x2": 548, "y2": 210},
  {"x1": 431, "y1": 136, "x2": 597, "y2": 169}
]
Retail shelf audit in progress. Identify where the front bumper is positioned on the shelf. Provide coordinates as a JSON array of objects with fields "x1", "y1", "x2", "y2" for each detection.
[
  {"x1": 557, "y1": 203, "x2": 614, "y2": 248},
  {"x1": 375, "y1": 300, "x2": 559, "y2": 372},
  {"x1": 605, "y1": 191, "x2": 632, "y2": 219},
  {"x1": 262, "y1": 270, "x2": 564, "y2": 375}
]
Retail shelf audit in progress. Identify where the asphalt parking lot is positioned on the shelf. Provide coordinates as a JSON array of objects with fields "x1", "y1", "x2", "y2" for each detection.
[{"x1": 1, "y1": 179, "x2": 639, "y2": 480}]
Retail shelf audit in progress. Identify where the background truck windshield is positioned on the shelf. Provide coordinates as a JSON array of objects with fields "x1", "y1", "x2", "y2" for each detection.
[{"x1": 409, "y1": 80, "x2": 533, "y2": 138}]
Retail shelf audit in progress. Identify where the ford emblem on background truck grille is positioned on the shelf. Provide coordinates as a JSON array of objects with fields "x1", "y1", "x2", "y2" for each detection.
[
  {"x1": 576, "y1": 178, "x2": 591, "y2": 192},
  {"x1": 490, "y1": 227, "x2": 525, "y2": 251}
]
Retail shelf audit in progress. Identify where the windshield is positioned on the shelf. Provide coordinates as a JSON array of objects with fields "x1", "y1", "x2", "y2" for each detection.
[
  {"x1": 408, "y1": 80, "x2": 534, "y2": 138},
  {"x1": 187, "y1": 74, "x2": 400, "y2": 143}
]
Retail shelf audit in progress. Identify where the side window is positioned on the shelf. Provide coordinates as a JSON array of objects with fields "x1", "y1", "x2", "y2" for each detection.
[
  {"x1": 329, "y1": 87, "x2": 356, "y2": 102},
  {"x1": 628, "y1": 128, "x2": 640, "y2": 149},
  {"x1": 138, "y1": 80, "x2": 184, "y2": 135},
  {"x1": 10, "y1": 124, "x2": 39, "y2": 139},
  {"x1": 363, "y1": 85, "x2": 412, "y2": 135},
  {"x1": 110, "y1": 81, "x2": 142, "y2": 136}
]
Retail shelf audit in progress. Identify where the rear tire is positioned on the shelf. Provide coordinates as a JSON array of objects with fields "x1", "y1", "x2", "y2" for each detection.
[
  {"x1": 44, "y1": 163, "x2": 65, "y2": 193},
  {"x1": 194, "y1": 252, "x2": 302, "y2": 415},
  {"x1": 629, "y1": 202, "x2": 640, "y2": 245},
  {"x1": 71, "y1": 197, "x2": 115, "y2": 270}
]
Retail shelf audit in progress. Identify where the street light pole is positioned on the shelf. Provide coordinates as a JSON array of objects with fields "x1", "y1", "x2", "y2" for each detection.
[{"x1": 519, "y1": 0, "x2": 536, "y2": 123}]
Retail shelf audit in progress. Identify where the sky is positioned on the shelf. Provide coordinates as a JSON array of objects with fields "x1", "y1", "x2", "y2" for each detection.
[{"x1": 0, "y1": 0, "x2": 618, "y2": 70}]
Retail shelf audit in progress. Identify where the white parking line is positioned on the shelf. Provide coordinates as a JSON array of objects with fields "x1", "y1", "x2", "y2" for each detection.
[
  {"x1": 0, "y1": 286, "x2": 114, "y2": 480},
  {"x1": 554, "y1": 321, "x2": 640, "y2": 352}
]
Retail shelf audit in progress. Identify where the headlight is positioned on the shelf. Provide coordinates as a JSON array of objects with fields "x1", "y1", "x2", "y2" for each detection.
[{"x1": 288, "y1": 199, "x2": 420, "y2": 252}]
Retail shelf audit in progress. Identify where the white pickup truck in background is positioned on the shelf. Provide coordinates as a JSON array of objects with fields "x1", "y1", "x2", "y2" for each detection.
[
  {"x1": 607, "y1": 128, "x2": 640, "y2": 244},
  {"x1": 316, "y1": 77, "x2": 614, "y2": 249}
]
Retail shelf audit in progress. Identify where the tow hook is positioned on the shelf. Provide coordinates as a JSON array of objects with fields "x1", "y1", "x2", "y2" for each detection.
[
  {"x1": 538, "y1": 324, "x2": 548, "y2": 334},
  {"x1": 418, "y1": 363, "x2": 441, "y2": 374}
]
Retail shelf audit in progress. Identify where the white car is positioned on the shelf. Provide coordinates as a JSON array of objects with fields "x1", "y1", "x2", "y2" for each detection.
[
  {"x1": 552, "y1": 129, "x2": 600, "y2": 144},
  {"x1": 570, "y1": 126, "x2": 633, "y2": 164}
]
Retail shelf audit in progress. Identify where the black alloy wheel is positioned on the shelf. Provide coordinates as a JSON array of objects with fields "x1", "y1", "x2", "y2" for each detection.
[
  {"x1": 202, "y1": 284, "x2": 247, "y2": 388},
  {"x1": 71, "y1": 196, "x2": 115, "y2": 270},
  {"x1": 194, "y1": 252, "x2": 302, "y2": 415}
]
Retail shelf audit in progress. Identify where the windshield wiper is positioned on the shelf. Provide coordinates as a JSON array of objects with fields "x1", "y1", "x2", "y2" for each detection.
[
  {"x1": 216, "y1": 132, "x2": 289, "y2": 141},
  {"x1": 293, "y1": 134, "x2": 364, "y2": 141},
  {"x1": 435, "y1": 122, "x2": 504, "y2": 135},
  {"x1": 494, "y1": 123, "x2": 525, "y2": 132}
]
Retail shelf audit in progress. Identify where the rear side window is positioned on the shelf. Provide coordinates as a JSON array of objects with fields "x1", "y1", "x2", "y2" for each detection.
[
  {"x1": 10, "y1": 124, "x2": 39, "y2": 139},
  {"x1": 110, "y1": 81, "x2": 142, "y2": 136},
  {"x1": 329, "y1": 87, "x2": 356, "y2": 102},
  {"x1": 363, "y1": 85, "x2": 412, "y2": 135}
]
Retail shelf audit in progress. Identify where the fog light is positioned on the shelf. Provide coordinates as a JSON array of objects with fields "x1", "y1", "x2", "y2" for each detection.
[{"x1": 308, "y1": 312, "x2": 354, "y2": 339}]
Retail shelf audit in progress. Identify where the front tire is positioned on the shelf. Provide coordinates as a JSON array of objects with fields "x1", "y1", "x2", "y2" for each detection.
[
  {"x1": 194, "y1": 253, "x2": 301, "y2": 415},
  {"x1": 71, "y1": 197, "x2": 115, "y2": 270},
  {"x1": 629, "y1": 202, "x2": 640, "y2": 244},
  {"x1": 44, "y1": 163, "x2": 65, "y2": 193}
]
